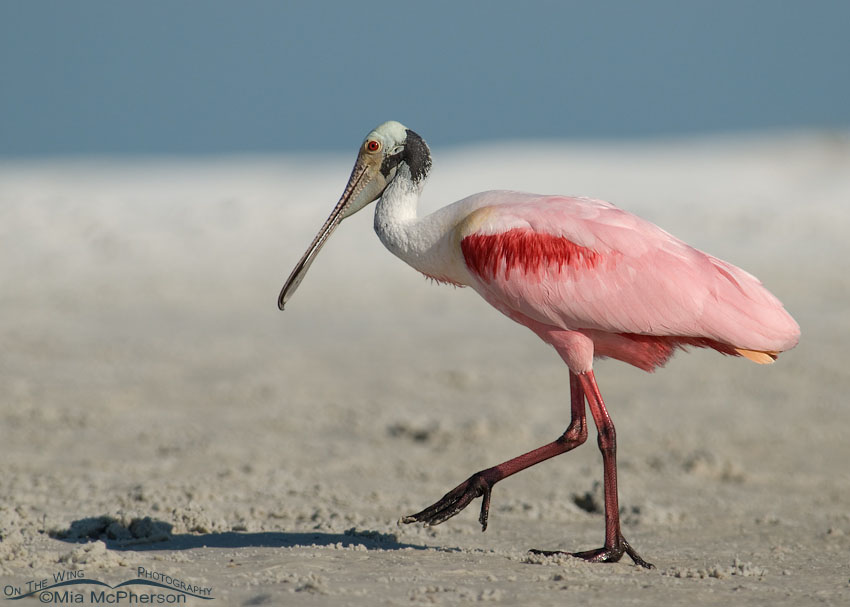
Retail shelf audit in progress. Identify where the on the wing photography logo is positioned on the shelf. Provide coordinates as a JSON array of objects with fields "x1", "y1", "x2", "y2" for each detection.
[{"x1": 3, "y1": 566, "x2": 213, "y2": 604}]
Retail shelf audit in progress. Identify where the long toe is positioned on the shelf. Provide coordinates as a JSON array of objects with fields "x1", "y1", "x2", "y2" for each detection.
[
  {"x1": 530, "y1": 538, "x2": 654, "y2": 570},
  {"x1": 402, "y1": 474, "x2": 492, "y2": 528},
  {"x1": 571, "y1": 542, "x2": 654, "y2": 569}
]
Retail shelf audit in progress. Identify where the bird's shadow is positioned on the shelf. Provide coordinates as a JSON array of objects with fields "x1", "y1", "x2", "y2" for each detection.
[{"x1": 49, "y1": 515, "x2": 429, "y2": 552}]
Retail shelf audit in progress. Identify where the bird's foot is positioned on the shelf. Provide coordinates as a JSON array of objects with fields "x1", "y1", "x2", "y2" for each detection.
[
  {"x1": 401, "y1": 471, "x2": 495, "y2": 531},
  {"x1": 530, "y1": 536, "x2": 654, "y2": 569}
]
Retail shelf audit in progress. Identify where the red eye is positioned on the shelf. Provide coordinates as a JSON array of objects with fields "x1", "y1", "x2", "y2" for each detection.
[{"x1": 366, "y1": 140, "x2": 381, "y2": 152}]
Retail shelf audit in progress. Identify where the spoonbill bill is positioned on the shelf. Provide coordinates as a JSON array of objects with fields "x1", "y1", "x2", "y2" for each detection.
[{"x1": 278, "y1": 121, "x2": 800, "y2": 568}]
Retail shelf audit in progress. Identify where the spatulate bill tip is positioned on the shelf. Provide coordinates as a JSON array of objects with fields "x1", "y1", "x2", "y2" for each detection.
[{"x1": 277, "y1": 287, "x2": 289, "y2": 310}]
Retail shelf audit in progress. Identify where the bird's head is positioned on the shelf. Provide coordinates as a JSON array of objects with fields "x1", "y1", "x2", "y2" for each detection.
[{"x1": 278, "y1": 121, "x2": 430, "y2": 309}]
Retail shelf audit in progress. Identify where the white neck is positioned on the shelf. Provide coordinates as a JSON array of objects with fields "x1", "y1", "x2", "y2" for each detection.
[
  {"x1": 373, "y1": 163, "x2": 471, "y2": 286},
  {"x1": 372, "y1": 162, "x2": 478, "y2": 287},
  {"x1": 374, "y1": 164, "x2": 425, "y2": 260}
]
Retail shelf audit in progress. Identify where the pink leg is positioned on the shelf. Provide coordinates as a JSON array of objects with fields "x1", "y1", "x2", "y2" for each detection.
[
  {"x1": 532, "y1": 370, "x2": 653, "y2": 568},
  {"x1": 402, "y1": 371, "x2": 588, "y2": 530}
]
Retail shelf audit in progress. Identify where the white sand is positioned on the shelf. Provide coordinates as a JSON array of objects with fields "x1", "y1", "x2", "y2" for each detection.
[{"x1": 1, "y1": 132, "x2": 849, "y2": 605}]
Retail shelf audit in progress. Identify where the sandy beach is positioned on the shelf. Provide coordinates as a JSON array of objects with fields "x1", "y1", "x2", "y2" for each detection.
[{"x1": 1, "y1": 132, "x2": 848, "y2": 605}]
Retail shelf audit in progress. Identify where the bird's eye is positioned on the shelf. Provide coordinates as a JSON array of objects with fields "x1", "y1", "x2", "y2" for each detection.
[{"x1": 366, "y1": 140, "x2": 381, "y2": 152}]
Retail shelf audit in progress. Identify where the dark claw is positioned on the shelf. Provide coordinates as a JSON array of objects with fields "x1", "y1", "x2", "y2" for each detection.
[
  {"x1": 529, "y1": 536, "x2": 654, "y2": 569},
  {"x1": 402, "y1": 473, "x2": 494, "y2": 531}
]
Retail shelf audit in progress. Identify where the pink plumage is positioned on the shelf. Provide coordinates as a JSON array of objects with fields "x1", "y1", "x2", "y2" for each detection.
[{"x1": 457, "y1": 195, "x2": 799, "y2": 372}]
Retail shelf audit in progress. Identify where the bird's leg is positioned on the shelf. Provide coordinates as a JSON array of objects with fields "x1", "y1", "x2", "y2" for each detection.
[
  {"x1": 531, "y1": 370, "x2": 654, "y2": 569},
  {"x1": 402, "y1": 371, "x2": 588, "y2": 531}
]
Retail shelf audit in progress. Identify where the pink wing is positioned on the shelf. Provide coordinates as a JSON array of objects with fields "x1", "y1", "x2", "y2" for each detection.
[{"x1": 458, "y1": 196, "x2": 800, "y2": 356}]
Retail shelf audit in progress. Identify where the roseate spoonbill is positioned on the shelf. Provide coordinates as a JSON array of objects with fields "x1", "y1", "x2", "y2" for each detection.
[{"x1": 278, "y1": 121, "x2": 800, "y2": 568}]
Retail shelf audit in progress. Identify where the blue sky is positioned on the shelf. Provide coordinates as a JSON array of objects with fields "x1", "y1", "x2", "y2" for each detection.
[{"x1": 2, "y1": 1, "x2": 849, "y2": 156}]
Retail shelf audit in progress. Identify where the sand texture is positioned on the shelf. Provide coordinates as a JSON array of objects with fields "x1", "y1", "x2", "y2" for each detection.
[{"x1": 1, "y1": 133, "x2": 849, "y2": 605}]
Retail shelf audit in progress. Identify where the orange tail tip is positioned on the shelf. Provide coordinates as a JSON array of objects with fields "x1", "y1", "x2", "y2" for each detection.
[{"x1": 734, "y1": 348, "x2": 780, "y2": 364}]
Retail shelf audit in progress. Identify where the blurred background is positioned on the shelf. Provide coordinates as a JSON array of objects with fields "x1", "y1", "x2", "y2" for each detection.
[
  {"x1": 2, "y1": 4, "x2": 850, "y2": 601},
  {"x1": 2, "y1": 0, "x2": 849, "y2": 158}
]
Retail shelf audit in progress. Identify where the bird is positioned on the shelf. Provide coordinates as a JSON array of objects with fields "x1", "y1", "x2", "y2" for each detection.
[{"x1": 277, "y1": 121, "x2": 800, "y2": 568}]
